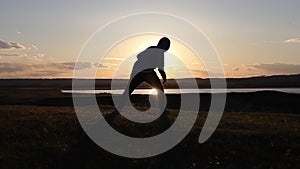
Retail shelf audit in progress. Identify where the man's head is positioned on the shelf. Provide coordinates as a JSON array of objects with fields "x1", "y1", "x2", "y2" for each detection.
[{"x1": 157, "y1": 37, "x2": 170, "y2": 51}]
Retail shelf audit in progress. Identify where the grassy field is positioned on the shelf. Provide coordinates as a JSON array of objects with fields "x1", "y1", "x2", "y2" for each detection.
[{"x1": 0, "y1": 103, "x2": 299, "y2": 169}]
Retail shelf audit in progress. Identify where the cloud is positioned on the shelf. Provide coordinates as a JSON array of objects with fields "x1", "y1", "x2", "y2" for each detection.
[
  {"x1": 32, "y1": 53, "x2": 45, "y2": 60},
  {"x1": 247, "y1": 63, "x2": 300, "y2": 74},
  {"x1": 31, "y1": 44, "x2": 38, "y2": 50},
  {"x1": 103, "y1": 57, "x2": 126, "y2": 61},
  {"x1": 0, "y1": 62, "x2": 27, "y2": 72},
  {"x1": 93, "y1": 63, "x2": 108, "y2": 68},
  {"x1": 29, "y1": 70, "x2": 63, "y2": 77},
  {"x1": 0, "y1": 61, "x2": 97, "y2": 78},
  {"x1": 232, "y1": 67, "x2": 240, "y2": 71},
  {"x1": 52, "y1": 61, "x2": 92, "y2": 70},
  {"x1": 0, "y1": 39, "x2": 26, "y2": 50},
  {"x1": 284, "y1": 38, "x2": 300, "y2": 43},
  {"x1": 0, "y1": 61, "x2": 93, "y2": 75},
  {"x1": 0, "y1": 51, "x2": 43, "y2": 61},
  {"x1": 93, "y1": 62, "x2": 118, "y2": 69},
  {"x1": 0, "y1": 53, "x2": 24, "y2": 57}
]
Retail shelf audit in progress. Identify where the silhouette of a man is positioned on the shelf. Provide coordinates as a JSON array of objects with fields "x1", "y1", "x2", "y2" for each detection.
[
  {"x1": 107, "y1": 37, "x2": 171, "y2": 122},
  {"x1": 125, "y1": 37, "x2": 170, "y2": 95}
]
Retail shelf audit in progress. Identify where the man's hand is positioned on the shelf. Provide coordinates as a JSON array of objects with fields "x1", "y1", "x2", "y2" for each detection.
[{"x1": 158, "y1": 69, "x2": 167, "y2": 84}]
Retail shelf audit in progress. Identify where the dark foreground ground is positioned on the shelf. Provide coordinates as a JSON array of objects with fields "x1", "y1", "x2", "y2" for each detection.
[{"x1": 0, "y1": 88, "x2": 300, "y2": 169}]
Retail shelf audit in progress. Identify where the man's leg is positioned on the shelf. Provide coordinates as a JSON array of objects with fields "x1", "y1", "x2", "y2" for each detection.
[
  {"x1": 106, "y1": 72, "x2": 145, "y2": 122},
  {"x1": 144, "y1": 72, "x2": 169, "y2": 126},
  {"x1": 125, "y1": 72, "x2": 145, "y2": 96},
  {"x1": 144, "y1": 71, "x2": 164, "y2": 92},
  {"x1": 120, "y1": 72, "x2": 145, "y2": 109}
]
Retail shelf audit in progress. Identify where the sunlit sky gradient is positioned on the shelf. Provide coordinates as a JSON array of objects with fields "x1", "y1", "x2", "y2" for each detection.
[{"x1": 0, "y1": 0, "x2": 299, "y2": 78}]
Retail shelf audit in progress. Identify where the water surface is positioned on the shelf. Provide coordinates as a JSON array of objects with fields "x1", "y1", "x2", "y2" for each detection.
[{"x1": 61, "y1": 88, "x2": 300, "y2": 95}]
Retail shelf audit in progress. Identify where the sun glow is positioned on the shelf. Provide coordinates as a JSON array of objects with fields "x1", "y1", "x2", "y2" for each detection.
[
  {"x1": 149, "y1": 88, "x2": 158, "y2": 95},
  {"x1": 97, "y1": 33, "x2": 205, "y2": 79}
]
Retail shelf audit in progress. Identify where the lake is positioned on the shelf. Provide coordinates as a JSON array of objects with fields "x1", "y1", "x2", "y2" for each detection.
[{"x1": 61, "y1": 88, "x2": 300, "y2": 95}]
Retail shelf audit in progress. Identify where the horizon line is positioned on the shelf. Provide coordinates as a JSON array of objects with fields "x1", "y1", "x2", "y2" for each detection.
[{"x1": 0, "y1": 73, "x2": 299, "y2": 80}]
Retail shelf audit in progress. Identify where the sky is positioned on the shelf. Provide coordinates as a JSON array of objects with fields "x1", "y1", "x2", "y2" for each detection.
[{"x1": 0, "y1": 0, "x2": 299, "y2": 79}]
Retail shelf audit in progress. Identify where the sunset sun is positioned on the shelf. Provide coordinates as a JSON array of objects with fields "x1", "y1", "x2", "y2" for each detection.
[{"x1": 148, "y1": 88, "x2": 158, "y2": 95}]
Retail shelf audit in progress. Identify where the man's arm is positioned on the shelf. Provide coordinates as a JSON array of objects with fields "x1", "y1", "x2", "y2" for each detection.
[
  {"x1": 157, "y1": 52, "x2": 166, "y2": 83},
  {"x1": 158, "y1": 69, "x2": 167, "y2": 84}
]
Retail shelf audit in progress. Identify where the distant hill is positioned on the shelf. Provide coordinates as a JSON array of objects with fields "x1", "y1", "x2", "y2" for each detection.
[
  {"x1": 199, "y1": 74, "x2": 300, "y2": 88},
  {"x1": 0, "y1": 74, "x2": 300, "y2": 89}
]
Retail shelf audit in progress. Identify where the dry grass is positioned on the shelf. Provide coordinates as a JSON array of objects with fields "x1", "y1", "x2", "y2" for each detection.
[{"x1": 0, "y1": 105, "x2": 299, "y2": 169}]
